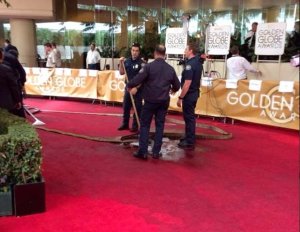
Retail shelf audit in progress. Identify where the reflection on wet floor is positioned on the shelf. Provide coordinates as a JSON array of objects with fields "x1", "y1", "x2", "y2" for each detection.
[{"x1": 129, "y1": 137, "x2": 203, "y2": 162}]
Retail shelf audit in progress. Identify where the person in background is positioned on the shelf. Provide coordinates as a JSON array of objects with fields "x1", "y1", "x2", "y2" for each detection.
[
  {"x1": 226, "y1": 45, "x2": 261, "y2": 80},
  {"x1": 286, "y1": 21, "x2": 300, "y2": 59},
  {"x1": 0, "y1": 48, "x2": 22, "y2": 116},
  {"x1": 242, "y1": 22, "x2": 258, "y2": 62},
  {"x1": 86, "y1": 42, "x2": 101, "y2": 70},
  {"x1": 127, "y1": 44, "x2": 180, "y2": 159},
  {"x1": 3, "y1": 47, "x2": 26, "y2": 118},
  {"x1": 118, "y1": 43, "x2": 144, "y2": 132},
  {"x1": 177, "y1": 42, "x2": 202, "y2": 149},
  {"x1": 3, "y1": 39, "x2": 18, "y2": 55},
  {"x1": 51, "y1": 42, "x2": 62, "y2": 68},
  {"x1": 245, "y1": 22, "x2": 258, "y2": 51},
  {"x1": 44, "y1": 43, "x2": 56, "y2": 68}
]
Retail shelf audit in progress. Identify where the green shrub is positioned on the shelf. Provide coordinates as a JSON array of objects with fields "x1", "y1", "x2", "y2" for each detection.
[{"x1": 0, "y1": 109, "x2": 42, "y2": 191}]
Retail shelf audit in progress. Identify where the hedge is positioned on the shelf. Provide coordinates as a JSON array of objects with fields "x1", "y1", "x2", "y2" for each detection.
[{"x1": 0, "y1": 109, "x2": 42, "y2": 191}]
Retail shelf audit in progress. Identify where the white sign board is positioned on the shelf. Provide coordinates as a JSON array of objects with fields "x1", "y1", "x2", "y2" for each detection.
[
  {"x1": 249, "y1": 80, "x2": 262, "y2": 91},
  {"x1": 225, "y1": 79, "x2": 238, "y2": 89},
  {"x1": 278, "y1": 81, "x2": 294, "y2": 93},
  {"x1": 165, "y1": 28, "x2": 188, "y2": 55},
  {"x1": 201, "y1": 77, "x2": 213, "y2": 87},
  {"x1": 206, "y1": 25, "x2": 231, "y2": 55},
  {"x1": 255, "y1": 22, "x2": 287, "y2": 55}
]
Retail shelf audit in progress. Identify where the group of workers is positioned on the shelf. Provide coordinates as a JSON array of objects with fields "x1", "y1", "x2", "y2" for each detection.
[
  {"x1": 3, "y1": 19, "x2": 299, "y2": 160},
  {"x1": 118, "y1": 42, "x2": 202, "y2": 160}
]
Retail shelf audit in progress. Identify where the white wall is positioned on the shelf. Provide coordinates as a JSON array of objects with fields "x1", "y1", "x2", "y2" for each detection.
[{"x1": 0, "y1": 0, "x2": 54, "y2": 19}]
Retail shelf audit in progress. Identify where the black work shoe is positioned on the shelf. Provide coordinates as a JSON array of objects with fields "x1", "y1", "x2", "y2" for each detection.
[
  {"x1": 118, "y1": 124, "x2": 129, "y2": 130},
  {"x1": 133, "y1": 151, "x2": 148, "y2": 160},
  {"x1": 152, "y1": 153, "x2": 162, "y2": 159},
  {"x1": 178, "y1": 141, "x2": 195, "y2": 149}
]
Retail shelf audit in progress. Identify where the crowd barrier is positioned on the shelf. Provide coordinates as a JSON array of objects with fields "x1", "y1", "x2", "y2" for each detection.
[{"x1": 24, "y1": 68, "x2": 299, "y2": 130}]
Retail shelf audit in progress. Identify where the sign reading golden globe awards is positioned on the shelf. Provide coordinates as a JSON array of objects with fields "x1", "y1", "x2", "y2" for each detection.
[
  {"x1": 24, "y1": 69, "x2": 299, "y2": 130},
  {"x1": 255, "y1": 22, "x2": 287, "y2": 55},
  {"x1": 165, "y1": 28, "x2": 188, "y2": 55},
  {"x1": 25, "y1": 68, "x2": 98, "y2": 99},
  {"x1": 206, "y1": 25, "x2": 231, "y2": 55}
]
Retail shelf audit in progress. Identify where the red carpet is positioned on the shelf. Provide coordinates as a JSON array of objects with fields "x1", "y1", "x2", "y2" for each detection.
[{"x1": 0, "y1": 98, "x2": 298, "y2": 232}]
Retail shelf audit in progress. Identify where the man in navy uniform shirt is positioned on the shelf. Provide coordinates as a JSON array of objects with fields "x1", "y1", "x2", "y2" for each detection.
[
  {"x1": 127, "y1": 44, "x2": 180, "y2": 159},
  {"x1": 177, "y1": 42, "x2": 202, "y2": 149},
  {"x1": 118, "y1": 43, "x2": 144, "y2": 132}
]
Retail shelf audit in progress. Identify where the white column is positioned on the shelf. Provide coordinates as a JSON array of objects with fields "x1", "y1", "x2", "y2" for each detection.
[{"x1": 10, "y1": 18, "x2": 37, "y2": 67}]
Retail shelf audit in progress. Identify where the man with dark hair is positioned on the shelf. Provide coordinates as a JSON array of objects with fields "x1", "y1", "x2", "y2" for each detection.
[
  {"x1": 227, "y1": 45, "x2": 261, "y2": 80},
  {"x1": 51, "y1": 42, "x2": 62, "y2": 67},
  {"x1": 0, "y1": 49, "x2": 22, "y2": 116},
  {"x1": 3, "y1": 45, "x2": 26, "y2": 118},
  {"x1": 245, "y1": 22, "x2": 258, "y2": 50},
  {"x1": 177, "y1": 42, "x2": 202, "y2": 149},
  {"x1": 3, "y1": 48, "x2": 26, "y2": 87},
  {"x1": 118, "y1": 43, "x2": 144, "y2": 132},
  {"x1": 243, "y1": 22, "x2": 258, "y2": 62},
  {"x1": 127, "y1": 44, "x2": 180, "y2": 159},
  {"x1": 4, "y1": 39, "x2": 19, "y2": 56},
  {"x1": 86, "y1": 42, "x2": 101, "y2": 70},
  {"x1": 44, "y1": 42, "x2": 56, "y2": 68}
]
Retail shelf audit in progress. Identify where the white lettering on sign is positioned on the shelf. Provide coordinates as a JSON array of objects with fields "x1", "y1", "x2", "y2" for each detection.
[
  {"x1": 109, "y1": 80, "x2": 125, "y2": 92},
  {"x1": 227, "y1": 91, "x2": 293, "y2": 111},
  {"x1": 255, "y1": 23, "x2": 287, "y2": 55},
  {"x1": 206, "y1": 25, "x2": 231, "y2": 55},
  {"x1": 226, "y1": 89, "x2": 297, "y2": 124},
  {"x1": 165, "y1": 28, "x2": 188, "y2": 55}
]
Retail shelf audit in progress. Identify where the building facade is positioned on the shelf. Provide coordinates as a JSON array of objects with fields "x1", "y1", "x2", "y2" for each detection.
[{"x1": 0, "y1": 0, "x2": 298, "y2": 68}]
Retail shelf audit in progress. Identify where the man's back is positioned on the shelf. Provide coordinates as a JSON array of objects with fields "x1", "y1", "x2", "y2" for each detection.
[
  {"x1": 129, "y1": 58, "x2": 180, "y2": 103},
  {"x1": 227, "y1": 55, "x2": 257, "y2": 80},
  {"x1": 0, "y1": 64, "x2": 21, "y2": 110},
  {"x1": 3, "y1": 52, "x2": 26, "y2": 86}
]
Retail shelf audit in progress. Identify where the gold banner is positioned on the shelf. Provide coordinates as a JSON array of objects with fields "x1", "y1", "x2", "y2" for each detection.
[
  {"x1": 196, "y1": 80, "x2": 299, "y2": 130},
  {"x1": 25, "y1": 68, "x2": 98, "y2": 99},
  {"x1": 97, "y1": 70, "x2": 125, "y2": 102},
  {"x1": 25, "y1": 69, "x2": 299, "y2": 130}
]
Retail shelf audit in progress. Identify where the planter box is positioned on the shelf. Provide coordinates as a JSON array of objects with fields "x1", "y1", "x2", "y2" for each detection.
[
  {"x1": 0, "y1": 189, "x2": 13, "y2": 216},
  {"x1": 13, "y1": 178, "x2": 46, "y2": 216}
]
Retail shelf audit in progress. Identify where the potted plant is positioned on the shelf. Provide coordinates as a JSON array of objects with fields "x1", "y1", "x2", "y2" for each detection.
[
  {"x1": 0, "y1": 109, "x2": 45, "y2": 216},
  {"x1": 0, "y1": 180, "x2": 13, "y2": 216},
  {"x1": 0, "y1": 119, "x2": 13, "y2": 216}
]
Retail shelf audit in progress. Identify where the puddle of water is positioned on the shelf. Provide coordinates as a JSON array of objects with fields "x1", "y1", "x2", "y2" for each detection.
[{"x1": 130, "y1": 137, "x2": 185, "y2": 162}]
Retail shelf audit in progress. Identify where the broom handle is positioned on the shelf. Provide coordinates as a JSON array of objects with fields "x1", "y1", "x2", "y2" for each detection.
[{"x1": 121, "y1": 61, "x2": 141, "y2": 130}]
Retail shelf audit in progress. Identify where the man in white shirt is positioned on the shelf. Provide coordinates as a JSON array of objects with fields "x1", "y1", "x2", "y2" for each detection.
[
  {"x1": 44, "y1": 43, "x2": 56, "y2": 68},
  {"x1": 52, "y1": 42, "x2": 62, "y2": 68},
  {"x1": 227, "y1": 46, "x2": 261, "y2": 80},
  {"x1": 86, "y1": 42, "x2": 101, "y2": 70}
]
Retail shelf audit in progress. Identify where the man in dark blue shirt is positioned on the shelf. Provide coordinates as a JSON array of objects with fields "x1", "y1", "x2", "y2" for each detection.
[
  {"x1": 177, "y1": 42, "x2": 202, "y2": 148},
  {"x1": 118, "y1": 43, "x2": 144, "y2": 132},
  {"x1": 127, "y1": 44, "x2": 180, "y2": 159}
]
